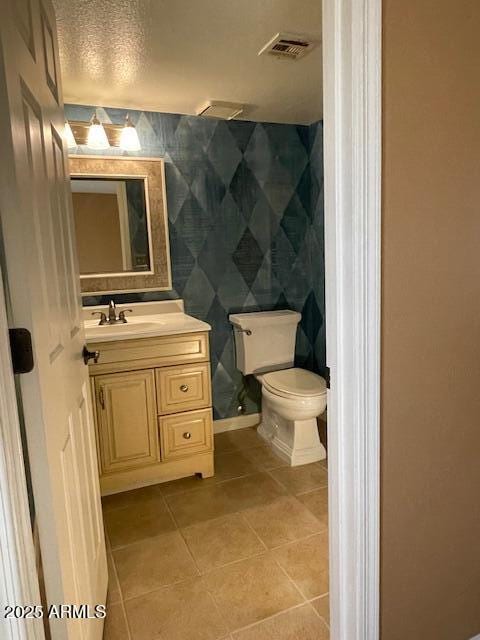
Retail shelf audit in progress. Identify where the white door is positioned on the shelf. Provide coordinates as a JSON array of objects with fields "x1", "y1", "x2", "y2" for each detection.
[{"x1": 0, "y1": 1, "x2": 107, "y2": 639}]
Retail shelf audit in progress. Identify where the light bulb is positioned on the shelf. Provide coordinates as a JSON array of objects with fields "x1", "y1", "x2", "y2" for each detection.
[
  {"x1": 87, "y1": 113, "x2": 110, "y2": 149},
  {"x1": 64, "y1": 121, "x2": 77, "y2": 148},
  {"x1": 119, "y1": 114, "x2": 141, "y2": 151}
]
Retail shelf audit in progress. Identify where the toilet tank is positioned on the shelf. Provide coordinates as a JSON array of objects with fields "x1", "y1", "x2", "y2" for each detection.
[{"x1": 229, "y1": 310, "x2": 301, "y2": 375}]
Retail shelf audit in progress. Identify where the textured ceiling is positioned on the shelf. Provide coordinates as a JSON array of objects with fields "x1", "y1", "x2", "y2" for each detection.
[{"x1": 53, "y1": 0, "x2": 323, "y2": 125}]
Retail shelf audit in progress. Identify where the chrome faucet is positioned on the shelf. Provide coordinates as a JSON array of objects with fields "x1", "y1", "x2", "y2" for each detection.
[
  {"x1": 108, "y1": 300, "x2": 117, "y2": 324},
  {"x1": 92, "y1": 300, "x2": 133, "y2": 325}
]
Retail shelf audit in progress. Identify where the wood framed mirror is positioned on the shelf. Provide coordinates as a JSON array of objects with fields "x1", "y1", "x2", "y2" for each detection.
[{"x1": 69, "y1": 156, "x2": 172, "y2": 295}]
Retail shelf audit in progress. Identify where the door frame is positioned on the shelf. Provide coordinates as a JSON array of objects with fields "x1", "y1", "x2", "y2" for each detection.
[
  {"x1": 323, "y1": 0, "x2": 382, "y2": 638},
  {"x1": 0, "y1": 0, "x2": 382, "y2": 637}
]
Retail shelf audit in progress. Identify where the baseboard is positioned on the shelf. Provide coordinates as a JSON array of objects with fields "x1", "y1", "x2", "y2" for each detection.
[{"x1": 214, "y1": 413, "x2": 261, "y2": 434}]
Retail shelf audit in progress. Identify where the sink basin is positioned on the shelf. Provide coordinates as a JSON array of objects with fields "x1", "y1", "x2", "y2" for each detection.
[
  {"x1": 93, "y1": 321, "x2": 162, "y2": 332},
  {"x1": 84, "y1": 311, "x2": 211, "y2": 343},
  {"x1": 87, "y1": 320, "x2": 164, "y2": 331},
  {"x1": 84, "y1": 318, "x2": 165, "y2": 340}
]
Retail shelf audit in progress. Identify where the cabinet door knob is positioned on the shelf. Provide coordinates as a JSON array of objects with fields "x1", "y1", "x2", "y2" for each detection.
[
  {"x1": 183, "y1": 432, "x2": 192, "y2": 440},
  {"x1": 180, "y1": 384, "x2": 189, "y2": 393}
]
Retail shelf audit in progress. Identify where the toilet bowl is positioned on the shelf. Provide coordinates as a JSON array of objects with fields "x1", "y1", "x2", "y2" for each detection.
[
  {"x1": 256, "y1": 368, "x2": 327, "y2": 466},
  {"x1": 229, "y1": 309, "x2": 327, "y2": 467}
]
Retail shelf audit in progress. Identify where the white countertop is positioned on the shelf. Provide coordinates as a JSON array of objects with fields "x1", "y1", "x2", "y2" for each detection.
[{"x1": 83, "y1": 300, "x2": 211, "y2": 343}]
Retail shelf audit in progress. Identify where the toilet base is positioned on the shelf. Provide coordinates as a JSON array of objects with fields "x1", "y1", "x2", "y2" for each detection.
[{"x1": 258, "y1": 408, "x2": 326, "y2": 467}]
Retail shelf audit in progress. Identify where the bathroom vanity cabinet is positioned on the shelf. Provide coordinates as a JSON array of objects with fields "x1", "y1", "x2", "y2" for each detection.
[{"x1": 87, "y1": 331, "x2": 213, "y2": 495}]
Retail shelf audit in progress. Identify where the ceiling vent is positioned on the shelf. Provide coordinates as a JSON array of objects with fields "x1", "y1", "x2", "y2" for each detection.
[
  {"x1": 196, "y1": 101, "x2": 244, "y2": 120},
  {"x1": 258, "y1": 32, "x2": 318, "y2": 60}
]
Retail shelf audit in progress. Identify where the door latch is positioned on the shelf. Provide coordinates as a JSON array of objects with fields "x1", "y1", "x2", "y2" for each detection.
[
  {"x1": 82, "y1": 346, "x2": 100, "y2": 365},
  {"x1": 325, "y1": 366, "x2": 331, "y2": 389},
  {"x1": 9, "y1": 328, "x2": 34, "y2": 374}
]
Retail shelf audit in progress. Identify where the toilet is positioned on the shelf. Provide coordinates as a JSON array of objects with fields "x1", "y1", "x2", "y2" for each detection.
[{"x1": 229, "y1": 310, "x2": 327, "y2": 466}]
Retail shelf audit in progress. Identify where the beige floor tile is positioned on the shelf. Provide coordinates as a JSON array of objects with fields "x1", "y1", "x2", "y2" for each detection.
[
  {"x1": 160, "y1": 447, "x2": 260, "y2": 492},
  {"x1": 201, "y1": 554, "x2": 303, "y2": 631},
  {"x1": 232, "y1": 604, "x2": 329, "y2": 640},
  {"x1": 166, "y1": 483, "x2": 234, "y2": 528},
  {"x1": 104, "y1": 603, "x2": 129, "y2": 639},
  {"x1": 272, "y1": 532, "x2": 329, "y2": 599},
  {"x1": 104, "y1": 497, "x2": 176, "y2": 549},
  {"x1": 214, "y1": 428, "x2": 263, "y2": 454},
  {"x1": 213, "y1": 450, "x2": 259, "y2": 481},
  {"x1": 311, "y1": 594, "x2": 330, "y2": 625},
  {"x1": 222, "y1": 472, "x2": 286, "y2": 512},
  {"x1": 113, "y1": 531, "x2": 198, "y2": 600},
  {"x1": 107, "y1": 553, "x2": 121, "y2": 605},
  {"x1": 102, "y1": 484, "x2": 163, "y2": 512},
  {"x1": 242, "y1": 446, "x2": 287, "y2": 471},
  {"x1": 243, "y1": 496, "x2": 323, "y2": 548},
  {"x1": 296, "y1": 488, "x2": 328, "y2": 529},
  {"x1": 182, "y1": 514, "x2": 264, "y2": 573},
  {"x1": 166, "y1": 472, "x2": 285, "y2": 528},
  {"x1": 213, "y1": 431, "x2": 239, "y2": 454},
  {"x1": 269, "y1": 463, "x2": 328, "y2": 495},
  {"x1": 159, "y1": 473, "x2": 216, "y2": 496},
  {"x1": 125, "y1": 578, "x2": 228, "y2": 640}
]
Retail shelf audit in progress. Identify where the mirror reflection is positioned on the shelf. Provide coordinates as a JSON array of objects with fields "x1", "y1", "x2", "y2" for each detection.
[{"x1": 71, "y1": 177, "x2": 151, "y2": 275}]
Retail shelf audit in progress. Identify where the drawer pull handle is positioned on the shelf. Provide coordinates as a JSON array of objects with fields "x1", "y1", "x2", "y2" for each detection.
[
  {"x1": 98, "y1": 388, "x2": 105, "y2": 409},
  {"x1": 183, "y1": 432, "x2": 192, "y2": 440},
  {"x1": 180, "y1": 384, "x2": 189, "y2": 393}
]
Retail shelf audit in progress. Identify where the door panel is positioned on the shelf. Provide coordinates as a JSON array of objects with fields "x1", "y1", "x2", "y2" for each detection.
[
  {"x1": 0, "y1": 1, "x2": 107, "y2": 638},
  {"x1": 50, "y1": 125, "x2": 83, "y2": 337},
  {"x1": 21, "y1": 82, "x2": 64, "y2": 360},
  {"x1": 13, "y1": 0, "x2": 36, "y2": 58}
]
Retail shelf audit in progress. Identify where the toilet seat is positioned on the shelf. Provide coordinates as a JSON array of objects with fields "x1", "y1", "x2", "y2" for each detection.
[{"x1": 262, "y1": 368, "x2": 327, "y2": 400}]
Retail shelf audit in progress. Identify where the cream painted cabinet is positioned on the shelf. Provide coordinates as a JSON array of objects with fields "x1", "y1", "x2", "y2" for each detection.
[
  {"x1": 88, "y1": 331, "x2": 214, "y2": 494},
  {"x1": 95, "y1": 370, "x2": 159, "y2": 475}
]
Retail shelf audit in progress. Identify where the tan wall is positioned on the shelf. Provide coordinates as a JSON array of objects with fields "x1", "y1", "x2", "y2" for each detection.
[
  {"x1": 381, "y1": 1, "x2": 480, "y2": 638},
  {"x1": 72, "y1": 192, "x2": 124, "y2": 274}
]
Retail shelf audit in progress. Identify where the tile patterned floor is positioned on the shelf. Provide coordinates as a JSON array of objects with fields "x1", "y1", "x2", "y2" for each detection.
[{"x1": 103, "y1": 427, "x2": 329, "y2": 640}]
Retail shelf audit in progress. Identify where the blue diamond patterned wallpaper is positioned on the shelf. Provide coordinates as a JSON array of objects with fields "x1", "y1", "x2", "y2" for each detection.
[{"x1": 65, "y1": 104, "x2": 325, "y2": 420}]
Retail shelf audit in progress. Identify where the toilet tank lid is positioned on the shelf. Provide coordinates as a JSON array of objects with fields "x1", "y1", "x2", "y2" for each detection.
[{"x1": 229, "y1": 310, "x2": 301, "y2": 329}]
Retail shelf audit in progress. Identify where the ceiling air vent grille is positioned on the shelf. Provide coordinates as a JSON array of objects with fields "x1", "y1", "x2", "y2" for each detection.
[
  {"x1": 258, "y1": 32, "x2": 318, "y2": 60},
  {"x1": 196, "y1": 101, "x2": 244, "y2": 120}
]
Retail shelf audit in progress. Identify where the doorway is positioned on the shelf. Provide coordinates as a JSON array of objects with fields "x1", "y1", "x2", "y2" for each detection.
[{"x1": 0, "y1": 0, "x2": 381, "y2": 639}]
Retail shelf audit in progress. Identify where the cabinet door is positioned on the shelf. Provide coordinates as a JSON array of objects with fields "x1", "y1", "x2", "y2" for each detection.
[{"x1": 95, "y1": 370, "x2": 159, "y2": 475}]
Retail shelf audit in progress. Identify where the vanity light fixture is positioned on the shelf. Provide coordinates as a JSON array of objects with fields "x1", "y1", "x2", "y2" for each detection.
[
  {"x1": 65, "y1": 113, "x2": 142, "y2": 150},
  {"x1": 119, "y1": 114, "x2": 141, "y2": 151},
  {"x1": 64, "y1": 121, "x2": 77, "y2": 148},
  {"x1": 86, "y1": 112, "x2": 110, "y2": 150}
]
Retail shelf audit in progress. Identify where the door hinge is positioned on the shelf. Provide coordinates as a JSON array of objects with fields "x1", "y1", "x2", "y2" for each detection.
[
  {"x1": 9, "y1": 328, "x2": 34, "y2": 374},
  {"x1": 325, "y1": 366, "x2": 331, "y2": 389}
]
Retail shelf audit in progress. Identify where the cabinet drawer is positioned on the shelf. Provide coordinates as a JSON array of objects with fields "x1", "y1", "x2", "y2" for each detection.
[
  {"x1": 87, "y1": 332, "x2": 209, "y2": 375},
  {"x1": 160, "y1": 409, "x2": 213, "y2": 461},
  {"x1": 156, "y1": 363, "x2": 211, "y2": 414}
]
